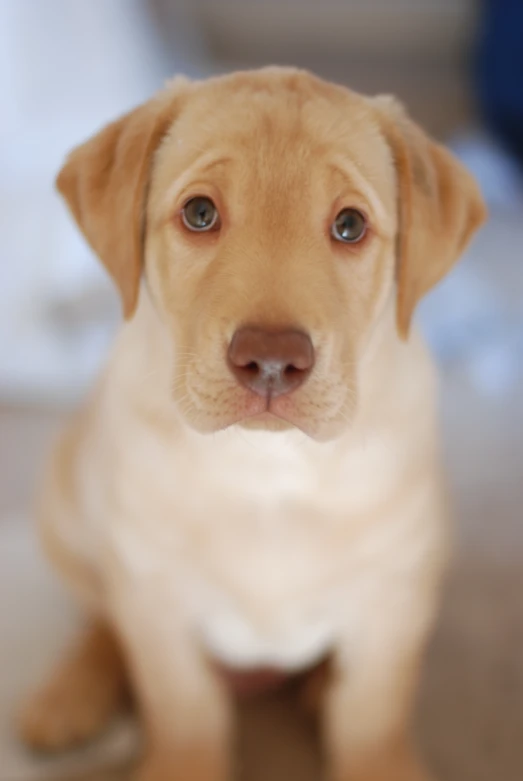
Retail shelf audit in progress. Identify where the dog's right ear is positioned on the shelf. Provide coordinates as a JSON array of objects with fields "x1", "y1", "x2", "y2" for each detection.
[{"x1": 56, "y1": 78, "x2": 190, "y2": 318}]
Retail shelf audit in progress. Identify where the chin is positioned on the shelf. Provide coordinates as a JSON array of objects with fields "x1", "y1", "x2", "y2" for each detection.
[{"x1": 238, "y1": 413, "x2": 295, "y2": 434}]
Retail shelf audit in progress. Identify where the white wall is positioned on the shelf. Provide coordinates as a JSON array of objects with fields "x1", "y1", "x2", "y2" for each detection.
[{"x1": 0, "y1": 0, "x2": 210, "y2": 403}]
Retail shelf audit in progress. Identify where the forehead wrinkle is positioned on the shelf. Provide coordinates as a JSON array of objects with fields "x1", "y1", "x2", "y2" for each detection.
[
  {"x1": 160, "y1": 152, "x2": 235, "y2": 209},
  {"x1": 328, "y1": 158, "x2": 392, "y2": 225}
]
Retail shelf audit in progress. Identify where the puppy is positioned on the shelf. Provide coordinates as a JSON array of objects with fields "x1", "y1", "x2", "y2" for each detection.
[{"x1": 19, "y1": 68, "x2": 486, "y2": 781}]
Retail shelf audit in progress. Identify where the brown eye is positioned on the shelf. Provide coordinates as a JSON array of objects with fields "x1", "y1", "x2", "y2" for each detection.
[
  {"x1": 331, "y1": 208, "x2": 366, "y2": 243},
  {"x1": 182, "y1": 197, "x2": 219, "y2": 231}
]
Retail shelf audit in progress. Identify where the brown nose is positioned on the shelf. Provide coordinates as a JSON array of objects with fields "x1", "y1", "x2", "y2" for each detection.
[{"x1": 228, "y1": 327, "x2": 314, "y2": 398}]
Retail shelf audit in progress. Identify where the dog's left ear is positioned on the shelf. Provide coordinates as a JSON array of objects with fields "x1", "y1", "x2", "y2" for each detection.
[
  {"x1": 372, "y1": 96, "x2": 487, "y2": 338},
  {"x1": 56, "y1": 79, "x2": 190, "y2": 318}
]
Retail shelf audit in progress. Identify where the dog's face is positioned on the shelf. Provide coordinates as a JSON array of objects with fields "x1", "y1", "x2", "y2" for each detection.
[
  {"x1": 57, "y1": 68, "x2": 486, "y2": 440},
  {"x1": 144, "y1": 74, "x2": 398, "y2": 439}
]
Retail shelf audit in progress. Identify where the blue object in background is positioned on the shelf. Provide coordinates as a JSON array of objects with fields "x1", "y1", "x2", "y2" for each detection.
[{"x1": 476, "y1": 0, "x2": 523, "y2": 169}]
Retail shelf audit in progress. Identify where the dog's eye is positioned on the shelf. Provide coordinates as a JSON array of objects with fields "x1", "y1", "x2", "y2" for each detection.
[
  {"x1": 331, "y1": 208, "x2": 367, "y2": 243},
  {"x1": 182, "y1": 197, "x2": 219, "y2": 231}
]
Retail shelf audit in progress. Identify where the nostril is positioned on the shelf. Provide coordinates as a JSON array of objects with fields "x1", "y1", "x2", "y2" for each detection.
[
  {"x1": 228, "y1": 327, "x2": 315, "y2": 398},
  {"x1": 283, "y1": 364, "x2": 305, "y2": 385}
]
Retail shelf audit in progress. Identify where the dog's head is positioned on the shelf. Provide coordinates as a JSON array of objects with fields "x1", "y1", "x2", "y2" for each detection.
[{"x1": 57, "y1": 68, "x2": 486, "y2": 440}]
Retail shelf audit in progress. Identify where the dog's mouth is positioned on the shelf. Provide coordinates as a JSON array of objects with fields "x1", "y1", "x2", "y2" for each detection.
[
  {"x1": 175, "y1": 368, "x2": 352, "y2": 440},
  {"x1": 178, "y1": 388, "x2": 350, "y2": 441},
  {"x1": 234, "y1": 393, "x2": 315, "y2": 435},
  {"x1": 174, "y1": 384, "x2": 313, "y2": 436}
]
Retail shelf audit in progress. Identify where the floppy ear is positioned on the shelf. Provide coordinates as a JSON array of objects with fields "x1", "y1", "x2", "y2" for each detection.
[
  {"x1": 56, "y1": 82, "x2": 188, "y2": 318},
  {"x1": 372, "y1": 96, "x2": 487, "y2": 338}
]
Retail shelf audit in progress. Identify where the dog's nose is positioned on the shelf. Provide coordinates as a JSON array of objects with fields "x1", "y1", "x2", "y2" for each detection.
[{"x1": 228, "y1": 327, "x2": 314, "y2": 398}]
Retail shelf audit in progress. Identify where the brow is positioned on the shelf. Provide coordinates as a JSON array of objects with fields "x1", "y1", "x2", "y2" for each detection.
[
  {"x1": 161, "y1": 153, "x2": 234, "y2": 212},
  {"x1": 327, "y1": 159, "x2": 390, "y2": 225},
  {"x1": 194, "y1": 155, "x2": 234, "y2": 176}
]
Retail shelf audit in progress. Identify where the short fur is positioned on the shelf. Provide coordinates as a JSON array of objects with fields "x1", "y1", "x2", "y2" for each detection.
[{"x1": 19, "y1": 68, "x2": 486, "y2": 781}]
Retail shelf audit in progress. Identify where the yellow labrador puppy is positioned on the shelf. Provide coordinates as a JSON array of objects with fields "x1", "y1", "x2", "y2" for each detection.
[{"x1": 19, "y1": 68, "x2": 485, "y2": 781}]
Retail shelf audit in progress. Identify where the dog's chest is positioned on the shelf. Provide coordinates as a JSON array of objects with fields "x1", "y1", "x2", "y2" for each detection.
[
  {"x1": 181, "y1": 521, "x2": 338, "y2": 667},
  {"x1": 110, "y1": 430, "x2": 389, "y2": 668}
]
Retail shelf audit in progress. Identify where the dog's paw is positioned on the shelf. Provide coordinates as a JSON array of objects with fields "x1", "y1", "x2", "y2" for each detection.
[
  {"x1": 18, "y1": 672, "x2": 120, "y2": 752},
  {"x1": 18, "y1": 622, "x2": 127, "y2": 752}
]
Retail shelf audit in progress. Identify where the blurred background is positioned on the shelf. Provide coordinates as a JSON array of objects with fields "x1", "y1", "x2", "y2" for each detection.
[{"x1": 1, "y1": 2, "x2": 522, "y2": 780}]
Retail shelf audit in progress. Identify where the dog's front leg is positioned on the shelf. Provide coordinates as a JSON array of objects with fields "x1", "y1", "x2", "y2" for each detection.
[
  {"x1": 322, "y1": 582, "x2": 440, "y2": 781},
  {"x1": 110, "y1": 581, "x2": 233, "y2": 781}
]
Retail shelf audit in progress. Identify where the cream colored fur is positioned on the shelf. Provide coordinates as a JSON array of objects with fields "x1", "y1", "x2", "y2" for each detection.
[{"x1": 18, "y1": 68, "x2": 486, "y2": 781}]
